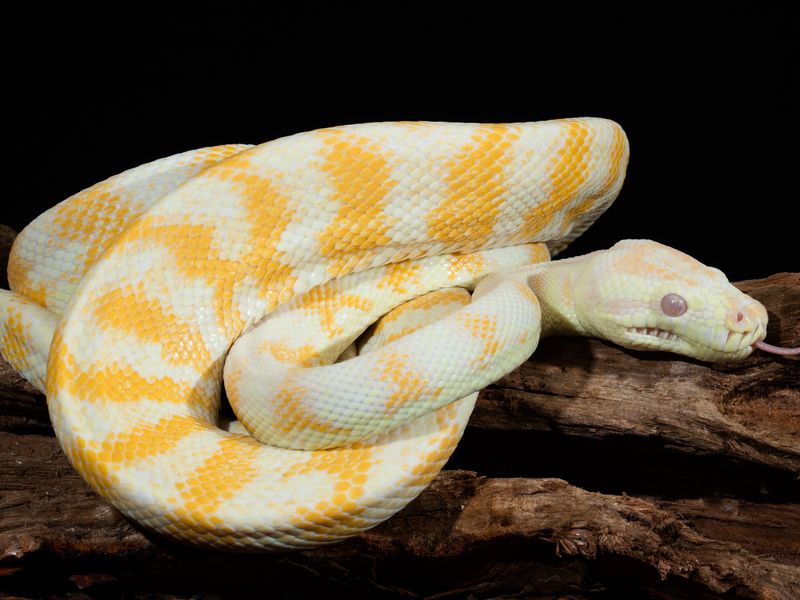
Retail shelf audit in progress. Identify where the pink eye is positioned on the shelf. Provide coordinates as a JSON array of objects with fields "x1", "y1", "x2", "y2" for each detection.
[{"x1": 661, "y1": 293, "x2": 688, "y2": 317}]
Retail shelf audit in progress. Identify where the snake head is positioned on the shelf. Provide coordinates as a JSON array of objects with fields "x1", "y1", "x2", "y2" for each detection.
[{"x1": 574, "y1": 239, "x2": 773, "y2": 362}]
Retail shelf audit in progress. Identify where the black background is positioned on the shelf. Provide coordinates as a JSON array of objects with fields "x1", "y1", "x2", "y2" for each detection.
[{"x1": 5, "y1": 3, "x2": 797, "y2": 281}]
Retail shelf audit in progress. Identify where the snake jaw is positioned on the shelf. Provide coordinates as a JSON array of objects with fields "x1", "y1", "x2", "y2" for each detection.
[
  {"x1": 622, "y1": 325, "x2": 693, "y2": 356},
  {"x1": 622, "y1": 318, "x2": 767, "y2": 362},
  {"x1": 628, "y1": 326, "x2": 681, "y2": 343}
]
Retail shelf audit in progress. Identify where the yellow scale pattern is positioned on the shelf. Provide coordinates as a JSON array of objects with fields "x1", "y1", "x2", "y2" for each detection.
[{"x1": 0, "y1": 118, "x2": 629, "y2": 550}]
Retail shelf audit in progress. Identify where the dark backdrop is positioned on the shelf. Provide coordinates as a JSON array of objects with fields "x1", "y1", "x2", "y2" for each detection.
[{"x1": 5, "y1": 3, "x2": 796, "y2": 281}]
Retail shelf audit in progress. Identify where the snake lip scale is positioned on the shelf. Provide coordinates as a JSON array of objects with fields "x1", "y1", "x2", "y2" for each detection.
[
  {"x1": 0, "y1": 117, "x2": 797, "y2": 551},
  {"x1": 630, "y1": 327, "x2": 681, "y2": 342},
  {"x1": 627, "y1": 325, "x2": 764, "y2": 356}
]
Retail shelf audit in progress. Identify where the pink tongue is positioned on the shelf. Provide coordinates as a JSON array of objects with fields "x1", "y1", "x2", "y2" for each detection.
[{"x1": 753, "y1": 340, "x2": 800, "y2": 356}]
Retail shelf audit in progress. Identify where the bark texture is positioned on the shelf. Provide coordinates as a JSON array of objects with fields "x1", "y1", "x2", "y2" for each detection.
[{"x1": 0, "y1": 223, "x2": 797, "y2": 599}]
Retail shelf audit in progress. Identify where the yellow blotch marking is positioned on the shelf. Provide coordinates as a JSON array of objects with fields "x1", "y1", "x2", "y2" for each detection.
[
  {"x1": 124, "y1": 219, "x2": 245, "y2": 332},
  {"x1": 10, "y1": 145, "x2": 249, "y2": 315},
  {"x1": 258, "y1": 340, "x2": 320, "y2": 367},
  {"x1": 173, "y1": 435, "x2": 262, "y2": 525},
  {"x1": 48, "y1": 340, "x2": 213, "y2": 409},
  {"x1": 405, "y1": 405, "x2": 463, "y2": 485},
  {"x1": 283, "y1": 440, "x2": 374, "y2": 480},
  {"x1": 375, "y1": 351, "x2": 440, "y2": 411},
  {"x1": 296, "y1": 287, "x2": 374, "y2": 339},
  {"x1": 239, "y1": 380, "x2": 353, "y2": 443},
  {"x1": 0, "y1": 304, "x2": 33, "y2": 373},
  {"x1": 611, "y1": 244, "x2": 703, "y2": 289},
  {"x1": 125, "y1": 151, "x2": 298, "y2": 334},
  {"x1": 598, "y1": 123, "x2": 629, "y2": 196},
  {"x1": 456, "y1": 312, "x2": 499, "y2": 367},
  {"x1": 434, "y1": 400, "x2": 462, "y2": 429},
  {"x1": 92, "y1": 282, "x2": 211, "y2": 370},
  {"x1": 376, "y1": 261, "x2": 423, "y2": 295},
  {"x1": 75, "y1": 363, "x2": 212, "y2": 408},
  {"x1": 195, "y1": 144, "x2": 254, "y2": 167},
  {"x1": 551, "y1": 124, "x2": 629, "y2": 243},
  {"x1": 47, "y1": 145, "x2": 247, "y2": 282},
  {"x1": 426, "y1": 124, "x2": 519, "y2": 248},
  {"x1": 51, "y1": 181, "x2": 134, "y2": 267},
  {"x1": 96, "y1": 415, "x2": 204, "y2": 466},
  {"x1": 66, "y1": 437, "x2": 119, "y2": 498},
  {"x1": 510, "y1": 279, "x2": 540, "y2": 306},
  {"x1": 374, "y1": 287, "x2": 468, "y2": 330},
  {"x1": 46, "y1": 326, "x2": 69, "y2": 397},
  {"x1": 526, "y1": 243, "x2": 551, "y2": 265},
  {"x1": 521, "y1": 121, "x2": 593, "y2": 239},
  {"x1": 205, "y1": 155, "x2": 299, "y2": 323},
  {"x1": 316, "y1": 131, "x2": 400, "y2": 275},
  {"x1": 447, "y1": 252, "x2": 486, "y2": 281},
  {"x1": 7, "y1": 253, "x2": 48, "y2": 307},
  {"x1": 285, "y1": 445, "x2": 375, "y2": 532}
]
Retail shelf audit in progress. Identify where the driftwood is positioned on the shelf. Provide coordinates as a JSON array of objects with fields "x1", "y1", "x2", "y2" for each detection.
[{"x1": 0, "y1": 222, "x2": 798, "y2": 599}]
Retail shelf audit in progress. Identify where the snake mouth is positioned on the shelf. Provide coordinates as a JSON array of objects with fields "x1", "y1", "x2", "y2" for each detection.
[
  {"x1": 629, "y1": 326, "x2": 681, "y2": 343},
  {"x1": 625, "y1": 326, "x2": 763, "y2": 358}
]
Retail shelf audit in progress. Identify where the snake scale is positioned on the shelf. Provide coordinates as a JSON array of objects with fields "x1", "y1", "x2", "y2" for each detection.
[{"x1": 1, "y1": 118, "x2": 796, "y2": 551}]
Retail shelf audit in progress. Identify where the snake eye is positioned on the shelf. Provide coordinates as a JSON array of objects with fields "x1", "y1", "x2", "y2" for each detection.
[{"x1": 661, "y1": 293, "x2": 688, "y2": 317}]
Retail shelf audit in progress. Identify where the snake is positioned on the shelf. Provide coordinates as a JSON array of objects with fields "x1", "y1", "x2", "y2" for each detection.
[{"x1": 1, "y1": 118, "x2": 797, "y2": 551}]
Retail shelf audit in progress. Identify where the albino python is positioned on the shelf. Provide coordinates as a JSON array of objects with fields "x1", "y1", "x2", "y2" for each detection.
[{"x1": 1, "y1": 118, "x2": 796, "y2": 551}]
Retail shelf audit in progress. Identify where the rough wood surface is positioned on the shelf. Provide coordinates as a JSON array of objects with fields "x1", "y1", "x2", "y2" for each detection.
[
  {"x1": 0, "y1": 222, "x2": 798, "y2": 599},
  {"x1": 1, "y1": 444, "x2": 798, "y2": 599}
]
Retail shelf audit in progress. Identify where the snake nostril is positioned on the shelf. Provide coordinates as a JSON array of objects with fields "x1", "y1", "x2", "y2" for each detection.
[{"x1": 727, "y1": 308, "x2": 755, "y2": 332}]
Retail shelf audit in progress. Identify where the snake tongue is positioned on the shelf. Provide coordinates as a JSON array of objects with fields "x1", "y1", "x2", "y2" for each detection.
[{"x1": 753, "y1": 340, "x2": 800, "y2": 356}]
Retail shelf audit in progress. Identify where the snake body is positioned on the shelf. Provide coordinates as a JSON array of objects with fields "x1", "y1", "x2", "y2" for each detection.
[{"x1": 2, "y1": 118, "x2": 788, "y2": 550}]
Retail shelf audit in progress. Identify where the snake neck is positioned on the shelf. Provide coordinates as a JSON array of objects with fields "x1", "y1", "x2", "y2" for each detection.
[{"x1": 516, "y1": 253, "x2": 598, "y2": 339}]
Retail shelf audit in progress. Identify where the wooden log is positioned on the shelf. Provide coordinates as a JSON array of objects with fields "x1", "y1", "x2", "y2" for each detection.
[
  {"x1": 0, "y1": 222, "x2": 798, "y2": 598},
  {"x1": 1, "y1": 435, "x2": 798, "y2": 599}
]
